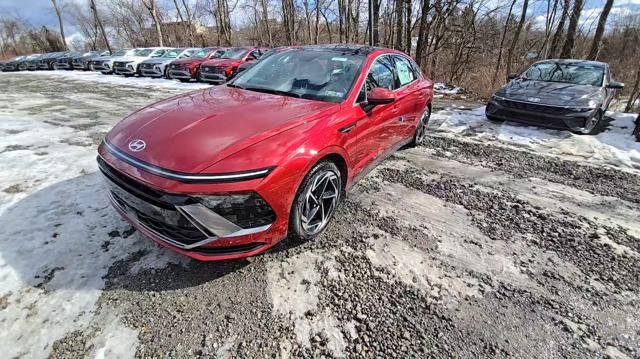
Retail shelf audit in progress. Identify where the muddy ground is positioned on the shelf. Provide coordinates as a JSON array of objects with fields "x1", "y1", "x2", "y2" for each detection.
[{"x1": 0, "y1": 72, "x2": 638, "y2": 358}]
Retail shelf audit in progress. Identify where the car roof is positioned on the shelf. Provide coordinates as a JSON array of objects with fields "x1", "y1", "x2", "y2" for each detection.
[
  {"x1": 299, "y1": 44, "x2": 385, "y2": 55},
  {"x1": 535, "y1": 59, "x2": 607, "y2": 67}
]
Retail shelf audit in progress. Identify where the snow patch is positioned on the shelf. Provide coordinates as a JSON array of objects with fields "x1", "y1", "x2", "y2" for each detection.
[{"x1": 267, "y1": 252, "x2": 346, "y2": 357}]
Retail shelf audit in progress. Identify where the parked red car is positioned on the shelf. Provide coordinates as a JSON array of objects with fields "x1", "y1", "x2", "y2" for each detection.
[
  {"x1": 198, "y1": 47, "x2": 267, "y2": 84},
  {"x1": 98, "y1": 45, "x2": 433, "y2": 261},
  {"x1": 167, "y1": 47, "x2": 227, "y2": 82}
]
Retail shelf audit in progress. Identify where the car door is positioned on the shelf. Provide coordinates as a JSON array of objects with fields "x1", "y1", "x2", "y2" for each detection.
[
  {"x1": 349, "y1": 55, "x2": 399, "y2": 177},
  {"x1": 391, "y1": 55, "x2": 425, "y2": 142}
]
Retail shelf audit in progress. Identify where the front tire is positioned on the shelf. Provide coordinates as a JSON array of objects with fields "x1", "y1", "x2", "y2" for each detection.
[
  {"x1": 289, "y1": 161, "x2": 342, "y2": 241},
  {"x1": 579, "y1": 109, "x2": 604, "y2": 135}
]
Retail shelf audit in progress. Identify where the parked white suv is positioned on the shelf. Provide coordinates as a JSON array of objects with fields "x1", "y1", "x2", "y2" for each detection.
[
  {"x1": 139, "y1": 48, "x2": 200, "y2": 78},
  {"x1": 90, "y1": 48, "x2": 135, "y2": 74},
  {"x1": 113, "y1": 47, "x2": 170, "y2": 77}
]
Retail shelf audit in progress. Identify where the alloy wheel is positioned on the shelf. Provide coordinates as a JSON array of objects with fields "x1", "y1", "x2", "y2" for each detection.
[{"x1": 300, "y1": 171, "x2": 340, "y2": 235}]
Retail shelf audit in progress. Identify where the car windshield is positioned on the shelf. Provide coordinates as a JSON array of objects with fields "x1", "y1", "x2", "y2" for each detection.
[
  {"x1": 220, "y1": 48, "x2": 249, "y2": 59},
  {"x1": 112, "y1": 49, "x2": 128, "y2": 56},
  {"x1": 135, "y1": 49, "x2": 154, "y2": 56},
  {"x1": 523, "y1": 62, "x2": 605, "y2": 86},
  {"x1": 192, "y1": 49, "x2": 212, "y2": 58},
  {"x1": 162, "y1": 49, "x2": 182, "y2": 58},
  {"x1": 230, "y1": 49, "x2": 364, "y2": 103}
]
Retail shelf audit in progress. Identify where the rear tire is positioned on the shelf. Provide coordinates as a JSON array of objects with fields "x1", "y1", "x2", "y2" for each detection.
[
  {"x1": 410, "y1": 105, "x2": 431, "y2": 146},
  {"x1": 288, "y1": 161, "x2": 342, "y2": 241}
]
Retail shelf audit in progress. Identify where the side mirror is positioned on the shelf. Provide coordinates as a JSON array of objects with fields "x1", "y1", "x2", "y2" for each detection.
[
  {"x1": 607, "y1": 81, "x2": 624, "y2": 89},
  {"x1": 507, "y1": 74, "x2": 518, "y2": 80},
  {"x1": 367, "y1": 87, "x2": 395, "y2": 105}
]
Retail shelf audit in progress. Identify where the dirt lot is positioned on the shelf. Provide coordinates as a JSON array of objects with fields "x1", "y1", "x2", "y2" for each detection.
[{"x1": 0, "y1": 71, "x2": 639, "y2": 358}]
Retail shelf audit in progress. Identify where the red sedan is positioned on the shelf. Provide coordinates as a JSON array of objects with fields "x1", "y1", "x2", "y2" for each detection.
[
  {"x1": 98, "y1": 45, "x2": 433, "y2": 261},
  {"x1": 198, "y1": 47, "x2": 266, "y2": 84}
]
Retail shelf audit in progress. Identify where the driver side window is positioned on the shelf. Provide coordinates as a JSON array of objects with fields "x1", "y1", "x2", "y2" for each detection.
[{"x1": 357, "y1": 56, "x2": 396, "y2": 103}]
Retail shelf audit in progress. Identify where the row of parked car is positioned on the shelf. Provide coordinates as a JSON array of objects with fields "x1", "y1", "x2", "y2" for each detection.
[{"x1": 0, "y1": 46, "x2": 271, "y2": 84}]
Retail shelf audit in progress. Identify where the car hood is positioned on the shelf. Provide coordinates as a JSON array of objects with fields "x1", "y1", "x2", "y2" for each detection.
[
  {"x1": 496, "y1": 80, "x2": 603, "y2": 107},
  {"x1": 170, "y1": 58, "x2": 208, "y2": 66},
  {"x1": 141, "y1": 58, "x2": 174, "y2": 65},
  {"x1": 106, "y1": 86, "x2": 340, "y2": 173},
  {"x1": 203, "y1": 59, "x2": 243, "y2": 67}
]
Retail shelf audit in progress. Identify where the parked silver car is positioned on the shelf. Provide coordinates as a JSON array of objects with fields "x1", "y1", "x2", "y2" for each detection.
[
  {"x1": 139, "y1": 48, "x2": 200, "y2": 78},
  {"x1": 90, "y1": 48, "x2": 135, "y2": 74},
  {"x1": 113, "y1": 47, "x2": 170, "y2": 76}
]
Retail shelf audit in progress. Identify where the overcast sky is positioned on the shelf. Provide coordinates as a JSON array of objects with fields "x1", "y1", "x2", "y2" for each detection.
[{"x1": 1, "y1": 0, "x2": 638, "y2": 46}]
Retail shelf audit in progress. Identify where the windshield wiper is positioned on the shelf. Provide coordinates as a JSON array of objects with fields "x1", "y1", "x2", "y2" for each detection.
[
  {"x1": 226, "y1": 83, "x2": 244, "y2": 89},
  {"x1": 239, "y1": 86, "x2": 302, "y2": 98}
]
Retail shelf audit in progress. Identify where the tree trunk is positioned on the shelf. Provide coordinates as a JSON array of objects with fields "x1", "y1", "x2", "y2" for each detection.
[
  {"x1": 549, "y1": 0, "x2": 569, "y2": 58},
  {"x1": 372, "y1": 0, "x2": 380, "y2": 45},
  {"x1": 314, "y1": 0, "x2": 321, "y2": 44},
  {"x1": 261, "y1": 0, "x2": 273, "y2": 46},
  {"x1": 395, "y1": 0, "x2": 404, "y2": 50},
  {"x1": 142, "y1": 0, "x2": 164, "y2": 46},
  {"x1": 181, "y1": 0, "x2": 195, "y2": 46},
  {"x1": 50, "y1": 0, "x2": 67, "y2": 50},
  {"x1": 560, "y1": 0, "x2": 584, "y2": 58},
  {"x1": 89, "y1": 0, "x2": 111, "y2": 52},
  {"x1": 506, "y1": 0, "x2": 528, "y2": 78},
  {"x1": 303, "y1": 0, "x2": 313, "y2": 43},
  {"x1": 492, "y1": 0, "x2": 516, "y2": 86},
  {"x1": 414, "y1": 0, "x2": 430, "y2": 67},
  {"x1": 405, "y1": 0, "x2": 412, "y2": 54},
  {"x1": 625, "y1": 69, "x2": 640, "y2": 113},
  {"x1": 587, "y1": 0, "x2": 613, "y2": 60}
]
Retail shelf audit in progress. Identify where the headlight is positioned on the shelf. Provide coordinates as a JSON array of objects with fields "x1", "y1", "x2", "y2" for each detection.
[{"x1": 195, "y1": 193, "x2": 276, "y2": 229}]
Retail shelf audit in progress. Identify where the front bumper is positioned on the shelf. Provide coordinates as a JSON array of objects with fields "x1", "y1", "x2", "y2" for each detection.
[
  {"x1": 168, "y1": 68, "x2": 193, "y2": 80},
  {"x1": 54, "y1": 62, "x2": 71, "y2": 70},
  {"x1": 486, "y1": 97, "x2": 597, "y2": 132},
  {"x1": 92, "y1": 63, "x2": 112, "y2": 72},
  {"x1": 114, "y1": 63, "x2": 136, "y2": 75},
  {"x1": 141, "y1": 65, "x2": 164, "y2": 77},
  {"x1": 97, "y1": 143, "x2": 292, "y2": 261}
]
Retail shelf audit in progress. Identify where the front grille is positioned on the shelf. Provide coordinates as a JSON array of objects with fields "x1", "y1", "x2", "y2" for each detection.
[
  {"x1": 100, "y1": 158, "x2": 207, "y2": 245},
  {"x1": 142, "y1": 63, "x2": 154, "y2": 69},
  {"x1": 202, "y1": 66, "x2": 226, "y2": 74},
  {"x1": 498, "y1": 98, "x2": 572, "y2": 115},
  {"x1": 111, "y1": 191, "x2": 207, "y2": 243},
  {"x1": 170, "y1": 64, "x2": 183, "y2": 70},
  {"x1": 114, "y1": 61, "x2": 128, "y2": 68}
]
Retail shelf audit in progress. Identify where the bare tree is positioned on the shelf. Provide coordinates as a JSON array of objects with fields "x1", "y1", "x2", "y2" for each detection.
[
  {"x1": 394, "y1": 0, "x2": 404, "y2": 50},
  {"x1": 548, "y1": 0, "x2": 569, "y2": 58},
  {"x1": 414, "y1": 0, "x2": 431, "y2": 66},
  {"x1": 492, "y1": 0, "x2": 516, "y2": 85},
  {"x1": 50, "y1": 0, "x2": 67, "y2": 50},
  {"x1": 560, "y1": 0, "x2": 584, "y2": 58},
  {"x1": 89, "y1": 0, "x2": 111, "y2": 52},
  {"x1": 260, "y1": 0, "x2": 273, "y2": 46},
  {"x1": 142, "y1": 0, "x2": 164, "y2": 46},
  {"x1": 587, "y1": 0, "x2": 613, "y2": 60},
  {"x1": 506, "y1": 0, "x2": 528, "y2": 77}
]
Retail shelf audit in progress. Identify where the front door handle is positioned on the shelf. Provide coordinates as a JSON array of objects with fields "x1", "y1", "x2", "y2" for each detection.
[{"x1": 339, "y1": 123, "x2": 356, "y2": 133}]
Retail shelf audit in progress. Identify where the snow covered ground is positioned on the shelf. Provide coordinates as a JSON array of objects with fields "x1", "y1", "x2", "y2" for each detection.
[
  {"x1": 431, "y1": 106, "x2": 640, "y2": 172},
  {"x1": 0, "y1": 71, "x2": 639, "y2": 358}
]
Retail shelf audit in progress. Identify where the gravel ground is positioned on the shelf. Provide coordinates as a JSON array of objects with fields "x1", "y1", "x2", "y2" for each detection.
[{"x1": 1, "y1": 72, "x2": 639, "y2": 358}]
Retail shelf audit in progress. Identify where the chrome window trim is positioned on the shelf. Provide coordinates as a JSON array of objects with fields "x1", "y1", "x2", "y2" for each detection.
[
  {"x1": 352, "y1": 53, "x2": 420, "y2": 107},
  {"x1": 103, "y1": 140, "x2": 273, "y2": 183}
]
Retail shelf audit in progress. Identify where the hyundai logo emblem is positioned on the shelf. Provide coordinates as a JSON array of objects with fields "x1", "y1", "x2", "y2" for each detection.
[{"x1": 128, "y1": 139, "x2": 146, "y2": 152}]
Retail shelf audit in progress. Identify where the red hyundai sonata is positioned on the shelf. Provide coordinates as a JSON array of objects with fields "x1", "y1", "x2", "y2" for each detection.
[{"x1": 98, "y1": 45, "x2": 433, "y2": 261}]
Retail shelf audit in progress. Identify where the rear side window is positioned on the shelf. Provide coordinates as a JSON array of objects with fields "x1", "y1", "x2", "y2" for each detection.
[{"x1": 394, "y1": 56, "x2": 417, "y2": 86}]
